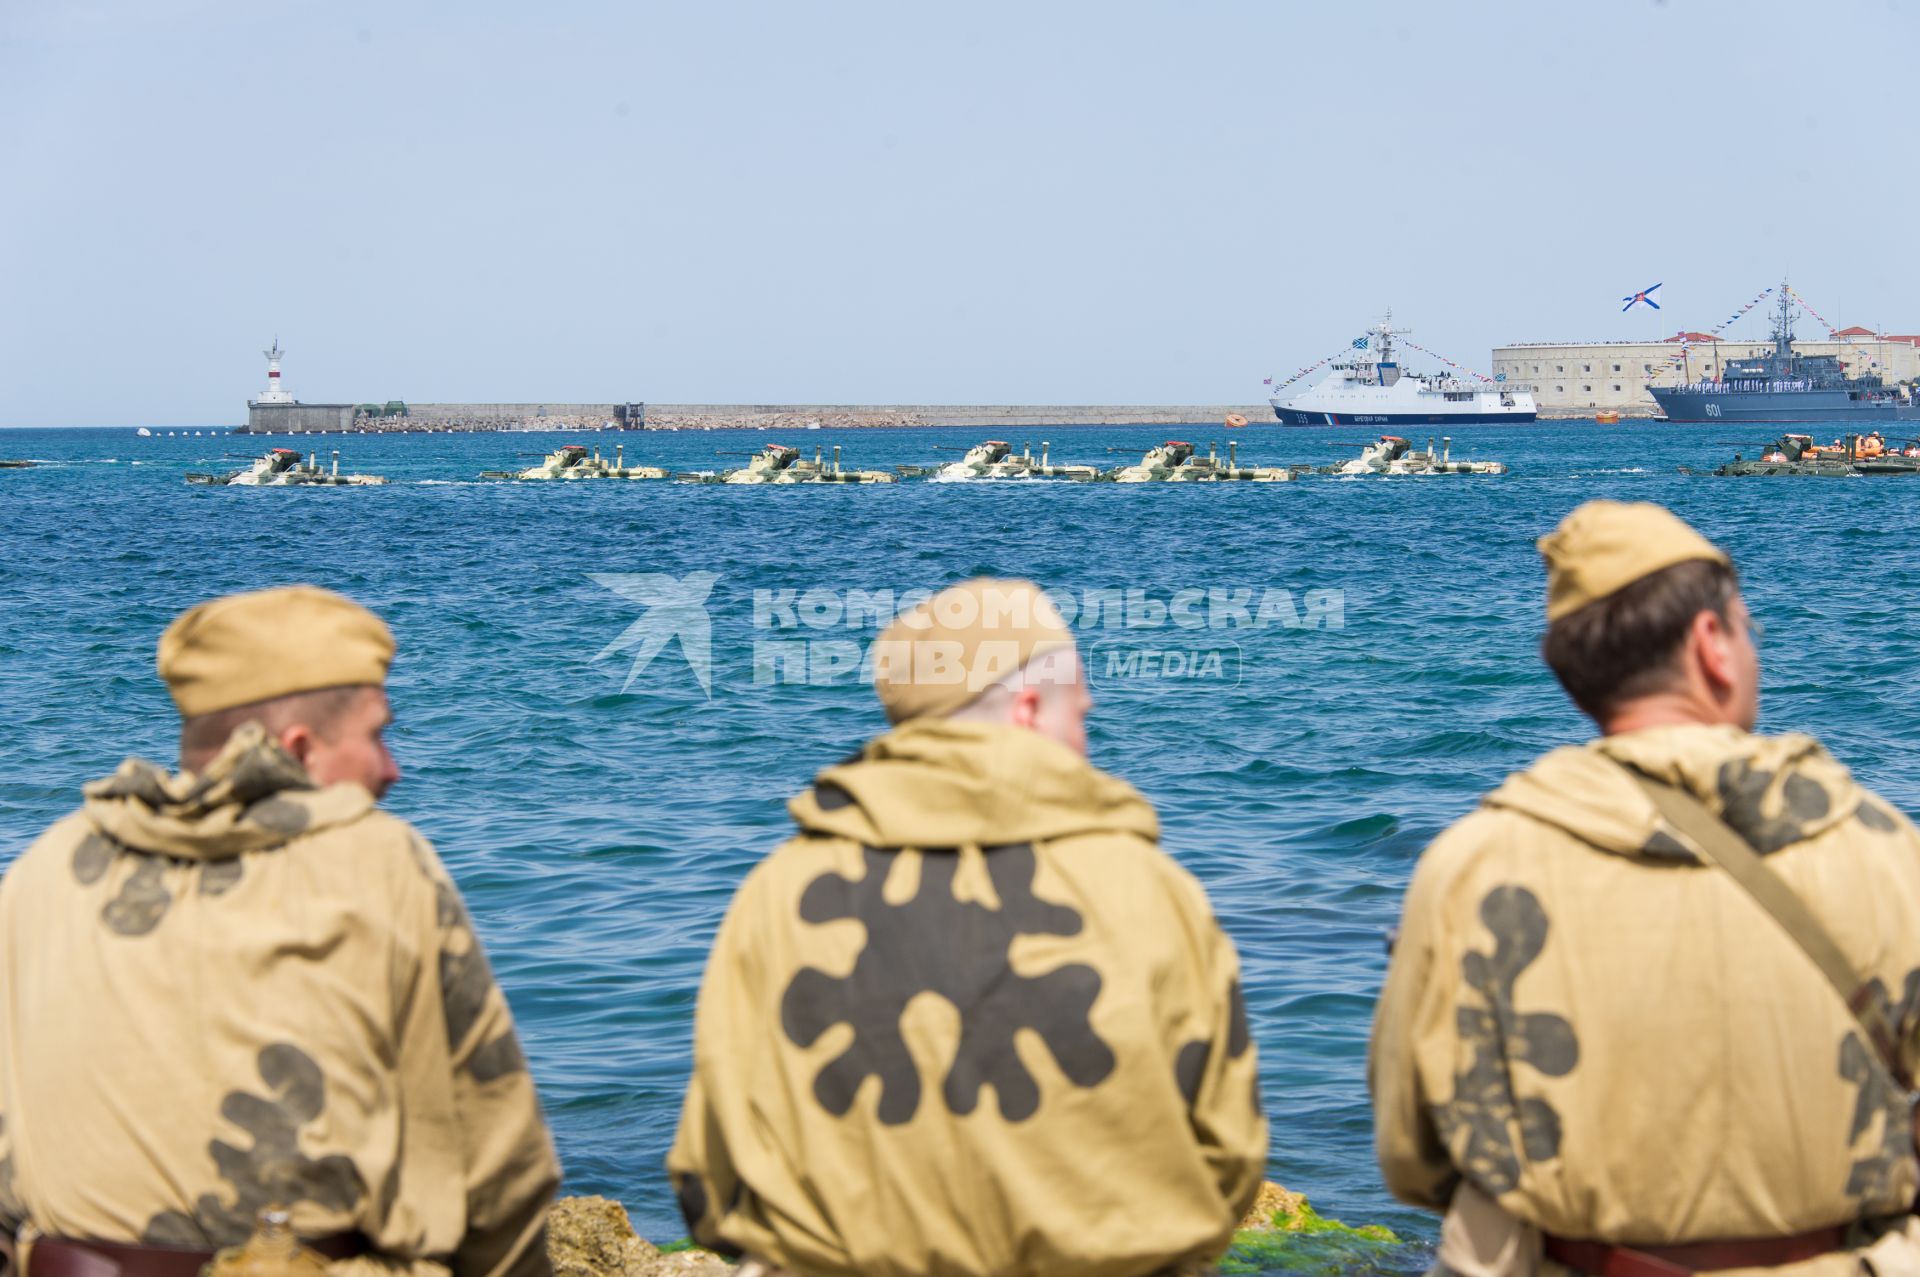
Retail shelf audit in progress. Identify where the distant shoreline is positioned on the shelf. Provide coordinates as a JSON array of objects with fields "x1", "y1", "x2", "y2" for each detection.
[{"x1": 7, "y1": 404, "x2": 1662, "y2": 432}]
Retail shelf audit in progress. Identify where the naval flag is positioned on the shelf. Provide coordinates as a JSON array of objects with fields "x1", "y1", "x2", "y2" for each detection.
[
  {"x1": 1351, "y1": 335, "x2": 1370, "y2": 349},
  {"x1": 1621, "y1": 283, "x2": 1663, "y2": 313}
]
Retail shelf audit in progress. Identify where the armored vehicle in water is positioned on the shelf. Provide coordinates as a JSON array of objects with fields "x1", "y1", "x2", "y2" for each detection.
[
  {"x1": 1107, "y1": 440, "x2": 1295, "y2": 483},
  {"x1": 1320, "y1": 435, "x2": 1506, "y2": 475},
  {"x1": 480, "y1": 443, "x2": 667, "y2": 481},
  {"x1": 1686, "y1": 432, "x2": 1920, "y2": 476},
  {"x1": 186, "y1": 448, "x2": 388, "y2": 487},
  {"x1": 0, "y1": 460, "x2": 34, "y2": 470},
  {"x1": 897, "y1": 440, "x2": 1100, "y2": 481},
  {"x1": 680, "y1": 443, "x2": 896, "y2": 485}
]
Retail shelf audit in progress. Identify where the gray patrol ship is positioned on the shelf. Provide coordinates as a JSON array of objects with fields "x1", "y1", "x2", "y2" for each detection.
[{"x1": 1651, "y1": 284, "x2": 1917, "y2": 424}]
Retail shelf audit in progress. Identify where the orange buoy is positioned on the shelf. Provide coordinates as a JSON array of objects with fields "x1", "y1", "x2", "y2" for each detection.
[
  {"x1": 1595, "y1": 411, "x2": 1621, "y2": 424},
  {"x1": 1224, "y1": 413, "x2": 1248, "y2": 429}
]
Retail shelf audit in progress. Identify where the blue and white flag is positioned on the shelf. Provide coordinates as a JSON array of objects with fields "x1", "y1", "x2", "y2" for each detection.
[
  {"x1": 1351, "y1": 335, "x2": 1370, "y2": 349},
  {"x1": 1621, "y1": 282, "x2": 1662, "y2": 313}
]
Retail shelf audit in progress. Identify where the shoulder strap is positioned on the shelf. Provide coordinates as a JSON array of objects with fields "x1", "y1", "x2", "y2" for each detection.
[{"x1": 1626, "y1": 768, "x2": 1911, "y2": 1089}]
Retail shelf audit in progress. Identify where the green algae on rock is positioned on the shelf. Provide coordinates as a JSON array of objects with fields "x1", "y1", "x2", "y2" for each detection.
[
  {"x1": 549, "y1": 1183, "x2": 1413, "y2": 1277},
  {"x1": 1225, "y1": 1182, "x2": 1408, "y2": 1276}
]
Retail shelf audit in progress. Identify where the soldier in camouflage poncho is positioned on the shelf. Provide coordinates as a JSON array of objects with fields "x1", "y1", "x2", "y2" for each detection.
[
  {"x1": 0, "y1": 587, "x2": 558, "y2": 1277},
  {"x1": 669, "y1": 580, "x2": 1267, "y2": 1277},
  {"x1": 1371, "y1": 503, "x2": 1920, "y2": 1277}
]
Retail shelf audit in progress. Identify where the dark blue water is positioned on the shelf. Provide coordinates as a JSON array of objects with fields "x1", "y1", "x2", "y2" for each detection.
[{"x1": 4, "y1": 423, "x2": 1916, "y2": 1260}]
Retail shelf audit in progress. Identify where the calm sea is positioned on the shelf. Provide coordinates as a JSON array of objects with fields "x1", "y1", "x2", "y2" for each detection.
[{"x1": 4, "y1": 422, "x2": 1916, "y2": 1269}]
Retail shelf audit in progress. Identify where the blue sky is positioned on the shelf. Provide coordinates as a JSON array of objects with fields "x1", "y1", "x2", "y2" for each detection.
[{"x1": 3, "y1": 0, "x2": 1916, "y2": 426}]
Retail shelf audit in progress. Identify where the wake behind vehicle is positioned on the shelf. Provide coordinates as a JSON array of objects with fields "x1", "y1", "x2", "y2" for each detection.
[
  {"x1": 1272, "y1": 314, "x2": 1536, "y2": 427},
  {"x1": 186, "y1": 448, "x2": 387, "y2": 487}
]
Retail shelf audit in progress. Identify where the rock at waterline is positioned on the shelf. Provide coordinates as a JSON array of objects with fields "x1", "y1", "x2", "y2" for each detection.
[
  {"x1": 1227, "y1": 1182, "x2": 1410, "y2": 1276},
  {"x1": 548, "y1": 1184, "x2": 1408, "y2": 1277},
  {"x1": 548, "y1": 1197, "x2": 729, "y2": 1277}
]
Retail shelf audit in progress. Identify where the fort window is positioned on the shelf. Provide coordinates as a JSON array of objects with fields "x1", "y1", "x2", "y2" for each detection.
[
  {"x1": 1612, "y1": 364, "x2": 1621, "y2": 372},
  {"x1": 1612, "y1": 385, "x2": 1621, "y2": 392}
]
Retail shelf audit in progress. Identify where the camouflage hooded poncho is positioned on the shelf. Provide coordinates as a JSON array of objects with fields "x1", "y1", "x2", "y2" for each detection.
[
  {"x1": 1372, "y1": 723, "x2": 1920, "y2": 1270},
  {"x1": 670, "y1": 719, "x2": 1266, "y2": 1277},
  {"x1": 0, "y1": 726, "x2": 559, "y2": 1277}
]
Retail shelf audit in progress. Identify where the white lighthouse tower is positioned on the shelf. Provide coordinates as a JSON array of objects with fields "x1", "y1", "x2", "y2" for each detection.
[{"x1": 258, "y1": 338, "x2": 294, "y2": 405}]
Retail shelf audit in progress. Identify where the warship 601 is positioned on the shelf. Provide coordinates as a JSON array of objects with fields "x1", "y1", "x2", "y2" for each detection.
[
  {"x1": 1272, "y1": 314, "x2": 1536, "y2": 426},
  {"x1": 186, "y1": 448, "x2": 388, "y2": 487},
  {"x1": 679, "y1": 443, "x2": 896, "y2": 485},
  {"x1": 1108, "y1": 441, "x2": 1296, "y2": 482},
  {"x1": 897, "y1": 440, "x2": 1099, "y2": 481},
  {"x1": 1652, "y1": 285, "x2": 1918, "y2": 424},
  {"x1": 1320, "y1": 435, "x2": 1507, "y2": 476},
  {"x1": 480, "y1": 443, "x2": 667, "y2": 481}
]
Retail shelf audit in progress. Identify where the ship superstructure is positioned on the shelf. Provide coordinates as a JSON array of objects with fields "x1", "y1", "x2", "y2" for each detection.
[{"x1": 1271, "y1": 315, "x2": 1536, "y2": 427}]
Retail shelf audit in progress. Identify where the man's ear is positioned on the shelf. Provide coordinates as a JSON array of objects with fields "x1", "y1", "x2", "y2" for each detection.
[
  {"x1": 1006, "y1": 685, "x2": 1044, "y2": 730},
  {"x1": 1692, "y1": 608, "x2": 1739, "y2": 694},
  {"x1": 277, "y1": 721, "x2": 318, "y2": 766}
]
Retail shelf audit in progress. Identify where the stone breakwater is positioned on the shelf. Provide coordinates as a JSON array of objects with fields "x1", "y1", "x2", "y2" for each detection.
[
  {"x1": 642, "y1": 409, "x2": 931, "y2": 432},
  {"x1": 545, "y1": 1182, "x2": 1411, "y2": 1277},
  {"x1": 241, "y1": 404, "x2": 1278, "y2": 434},
  {"x1": 380, "y1": 413, "x2": 622, "y2": 434}
]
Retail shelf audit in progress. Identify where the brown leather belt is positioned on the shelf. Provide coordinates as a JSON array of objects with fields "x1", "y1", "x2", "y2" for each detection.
[
  {"x1": 27, "y1": 1233, "x2": 370, "y2": 1277},
  {"x1": 1545, "y1": 1226, "x2": 1850, "y2": 1277}
]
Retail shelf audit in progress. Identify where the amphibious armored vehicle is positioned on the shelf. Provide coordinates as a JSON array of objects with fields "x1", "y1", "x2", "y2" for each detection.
[
  {"x1": 1320, "y1": 435, "x2": 1506, "y2": 476},
  {"x1": 1686, "y1": 432, "x2": 1920, "y2": 477},
  {"x1": 679, "y1": 443, "x2": 896, "y2": 485},
  {"x1": 1107, "y1": 440, "x2": 1295, "y2": 483},
  {"x1": 480, "y1": 443, "x2": 667, "y2": 481},
  {"x1": 186, "y1": 448, "x2": 388, "y2": 487},
  {"x1": 897, "y1": 440, "x2": 1099, "y2": 481}
]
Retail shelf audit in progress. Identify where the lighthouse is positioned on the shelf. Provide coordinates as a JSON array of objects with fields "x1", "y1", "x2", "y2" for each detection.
[{"x1": 258, "y1": 338, "x2": 294, "y2": 405}]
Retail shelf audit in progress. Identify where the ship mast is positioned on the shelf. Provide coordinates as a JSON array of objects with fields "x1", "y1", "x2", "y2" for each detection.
[{"x1": 1772, "y1": 280, "x2": 1795, "y2": 369}]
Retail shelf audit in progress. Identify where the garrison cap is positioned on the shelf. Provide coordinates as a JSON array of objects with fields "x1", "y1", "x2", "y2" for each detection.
[
  {"x1": 158, "y1": 585, "x2": 395, "y2": 717},
  {"x1": 872, "y1": 578, "x2": 1075, "y2": 724},
  {"x1": 1538, "y1": 501, "x2": 1732, "y2": 622}
]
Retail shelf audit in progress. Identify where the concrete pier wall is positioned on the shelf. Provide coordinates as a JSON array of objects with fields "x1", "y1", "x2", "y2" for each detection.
[{"x1": 243, "y1": 403, "x2": 356, "y2": 433}]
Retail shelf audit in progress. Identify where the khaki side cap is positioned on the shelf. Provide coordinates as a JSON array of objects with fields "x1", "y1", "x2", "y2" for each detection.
[
  {"x1": 158, "y1": 585, "x2": 395, "y2": 717},
  {"x1": 1538, "y1": 500, "x2": 1731, "y2": 622},
  {"x1": 873, "y1": 578, "x2": 1073, "y2": 724}
]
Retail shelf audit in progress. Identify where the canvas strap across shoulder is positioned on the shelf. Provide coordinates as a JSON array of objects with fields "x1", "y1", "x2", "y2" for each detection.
[{"x1": 1625, "y1": 767, "x2": 1912, "y2": 1091}]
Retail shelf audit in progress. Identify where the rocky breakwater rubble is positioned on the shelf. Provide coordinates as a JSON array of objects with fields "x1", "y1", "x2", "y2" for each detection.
[
  {"x1": 643, "y1": 409, "x2": 929, "y2": 431},
  {"x1": 546, "y1": 1182, "x2": 1415, "y2": 1277},
  {"x1": 362, "y1": 413, "x2": 625, "y2": 433}
]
